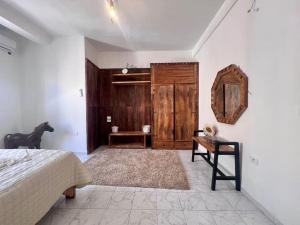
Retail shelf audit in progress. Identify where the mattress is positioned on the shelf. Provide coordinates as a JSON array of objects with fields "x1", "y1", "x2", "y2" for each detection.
[{"x1": 0, "y1": 149, "x2": 92, "y2": 225}]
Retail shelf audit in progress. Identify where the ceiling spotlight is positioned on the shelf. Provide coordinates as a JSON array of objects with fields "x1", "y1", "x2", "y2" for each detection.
[
  {"x1": 247, "y1": 0, "x2": 259, "y2": 13},
  {"x1": 107, "y1": 0, "x2": 117, "y2": 23}
]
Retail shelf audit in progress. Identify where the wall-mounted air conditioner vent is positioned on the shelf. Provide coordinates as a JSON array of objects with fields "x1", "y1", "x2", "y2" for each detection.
[{"x1": 0, "y1": 33, "x2": 16, "y2": 55}]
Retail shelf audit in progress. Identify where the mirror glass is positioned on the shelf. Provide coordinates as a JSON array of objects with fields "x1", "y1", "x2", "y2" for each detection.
[{"x1": 224, "y1": 83, "x2": 240, "y2": 117}]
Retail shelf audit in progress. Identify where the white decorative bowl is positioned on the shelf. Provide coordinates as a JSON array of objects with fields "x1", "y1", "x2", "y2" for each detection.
[{"x1": 203, "y1": 124, "x2": 216, "y2": 137}]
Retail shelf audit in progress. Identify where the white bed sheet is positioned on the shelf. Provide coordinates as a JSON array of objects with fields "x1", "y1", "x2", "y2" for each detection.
[{"x1": 0, "y1": 149, "x2": 92, "y2": 225}]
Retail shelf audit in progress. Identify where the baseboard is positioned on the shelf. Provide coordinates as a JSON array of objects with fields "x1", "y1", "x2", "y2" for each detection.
[{"x1": 216, "y1": 162, "x2": 284, "y2": 225}]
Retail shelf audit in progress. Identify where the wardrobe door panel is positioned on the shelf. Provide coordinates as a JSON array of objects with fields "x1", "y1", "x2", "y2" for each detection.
[
  {"x1": 175, "y1": 84, "x2": 197, "y2": 143},
  {"x1": 151, "y1": 63, "x2": 196, "y2": 84},
  {"x1": 153, "y1": 84, "x2": 174, "y2": 143}
]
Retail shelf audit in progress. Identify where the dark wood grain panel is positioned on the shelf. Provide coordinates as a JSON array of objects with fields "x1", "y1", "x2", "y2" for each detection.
[
  {"x1": 153, "y1": 84, "x2": 174, "y2": 143},
  {"x1": 112, "y1": 81, "x2": 151, "y2": 131},
  {"x1": 86, "y1": 60, "x2": 112, "y2": 153},
  {"x1": 175, "y1": 84, "x2": 197, "y2": 141},
  {"x1": 99, "y1": 69, "x2": 112, "y2": 145},
  {"x1": 86, "y1": 59, "x2": 102, "y2": 153},
  {"x1": 151, "y1": 62, "x2": 198, "y2": 84}
]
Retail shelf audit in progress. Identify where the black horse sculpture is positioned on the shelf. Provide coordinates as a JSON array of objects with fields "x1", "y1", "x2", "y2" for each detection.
[{"x1": 4, "y1": 122, "x2": 54, "y2": 149}]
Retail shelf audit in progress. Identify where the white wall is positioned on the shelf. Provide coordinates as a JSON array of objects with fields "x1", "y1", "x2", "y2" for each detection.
[
  {"x1": 95, "y1": 50, "x2": 194, "y2": 68},
  {"x1": 194, "y1": 0, "x2": 300, "y2": 224},
  {"x1": 0, "y1": 1, "x2": 52, "y2": 44},
  {"x1": 85, "y1": 38, "x2": 99, "y2": 66},
  {"x1": 19, "y1": 36, "x2": 87, "y2": 153},
  {"x1": 0, "y1": 47, "x2": 22, "y2": 148}
]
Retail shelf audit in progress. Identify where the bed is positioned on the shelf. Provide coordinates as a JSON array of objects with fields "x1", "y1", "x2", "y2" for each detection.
[{"x1": 0, "y1": 149, "x2": 92, "y2": 225}]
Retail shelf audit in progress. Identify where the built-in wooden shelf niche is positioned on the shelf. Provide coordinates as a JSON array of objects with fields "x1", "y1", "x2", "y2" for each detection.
[
  {"x1": 110, "y1": 68, "x2": 151, "y2": 146},
  {"x1": 85, "y1": 61, "x2": 152, "y2": 153}
]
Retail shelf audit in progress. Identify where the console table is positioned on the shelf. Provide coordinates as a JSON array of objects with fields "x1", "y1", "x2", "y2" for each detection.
[
  {"x1": 109, "y1": 131, "x2": 151, "y2": 149},
  {"x1": 192, "y1": 130, "x2": 241, "y2": 191}
]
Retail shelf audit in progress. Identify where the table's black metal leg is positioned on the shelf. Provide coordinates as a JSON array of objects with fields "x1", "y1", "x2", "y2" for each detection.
[
  {"x1": 192, "y1": 140, "x2": 196, "y2": 162},
  {"x1": 211, "y1": 146, "x2": 219, "y2": 191},
  {"x1": 207, "y1": 150, "x2": 210, "y2": 161},
  {"x1": 234, "y1": 144, "x2": 241, "y2": 191}
]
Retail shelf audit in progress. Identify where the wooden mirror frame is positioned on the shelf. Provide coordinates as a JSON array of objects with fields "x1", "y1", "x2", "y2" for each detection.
[{"x1": 211, "y1": 64, "x2": 248, "y2": 124}]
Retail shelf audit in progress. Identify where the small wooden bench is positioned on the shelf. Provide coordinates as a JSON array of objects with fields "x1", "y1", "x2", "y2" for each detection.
[
  {"x1": 109, "y1": 131, "x2": 151, "y2": 149},
  {"x1": 192, "y1": 130, "x2": 241, "y2": 191}
]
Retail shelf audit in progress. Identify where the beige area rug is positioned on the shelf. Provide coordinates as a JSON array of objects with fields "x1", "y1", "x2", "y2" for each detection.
[{"x1": 84, "y1": 148, "x2": 190, "y2": 190}]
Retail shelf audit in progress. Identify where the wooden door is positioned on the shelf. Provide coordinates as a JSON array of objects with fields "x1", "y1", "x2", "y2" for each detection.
[
  {"x1": 86, "y1": 59, "x2": 101, "y2": 153},
  {"x1": 152, "y1": 84, "x2": 174, "y2": 149},
  {"x1": 174, "y1": 84, "x2": 197, "y2": 149},
  {"x1": 99, "y1": 69, "x2": 112, "y2": 145}
]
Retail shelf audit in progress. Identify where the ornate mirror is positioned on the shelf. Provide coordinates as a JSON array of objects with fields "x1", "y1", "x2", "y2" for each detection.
[{"x1": 211, "y1": 64, "x2": 248, "y2": 124}]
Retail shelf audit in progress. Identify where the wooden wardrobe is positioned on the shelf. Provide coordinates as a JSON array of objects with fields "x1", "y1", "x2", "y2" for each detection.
[{"x1": 151, "y1": 62, "x2": 199, "y2": 149}]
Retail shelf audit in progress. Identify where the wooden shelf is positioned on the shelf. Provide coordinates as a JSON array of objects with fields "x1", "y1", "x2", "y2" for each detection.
[
  {"x1": 109, "y1": 131, "x2": 151, "y2": 136},
  {"x1": 109, "y1": 131, "x2": 151, "y2": 149},
  {"x1": 112, "y1": 73, "x2": 150, "y2": 77},
  {"x1": 109, "y1": 143, "x2": 145, "y2": 149},
  {"x1": 112, "y1": 81, "x2": 151, "y2": 85}
]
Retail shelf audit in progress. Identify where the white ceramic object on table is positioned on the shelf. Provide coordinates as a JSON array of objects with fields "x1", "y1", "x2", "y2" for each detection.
[{"x1": 112, "y1": 126, "x2": 119, "y2": 133}]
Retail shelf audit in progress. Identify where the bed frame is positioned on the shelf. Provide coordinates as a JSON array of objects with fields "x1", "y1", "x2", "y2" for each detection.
[{"x1": 63, "y1": 186, "x2": 76, "y2": 199}]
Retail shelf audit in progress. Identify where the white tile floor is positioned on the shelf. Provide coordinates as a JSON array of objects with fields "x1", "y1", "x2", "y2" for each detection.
[{"x1": 38, "y1": 150, "x2": 275, "y2": 225}]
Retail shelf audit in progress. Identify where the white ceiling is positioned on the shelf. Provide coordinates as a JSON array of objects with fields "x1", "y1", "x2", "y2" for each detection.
[{"x1": 1, "y1": 0, "x2": 224, "y2": 51}]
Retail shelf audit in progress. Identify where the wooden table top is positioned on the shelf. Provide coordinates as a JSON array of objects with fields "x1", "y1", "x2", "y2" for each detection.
[
  {"x1": 193, "y1": 136, "x2": 234, "y2": 152},
  {"x1": 109, "y1": 131, "x2": 151, "y2": 136}
]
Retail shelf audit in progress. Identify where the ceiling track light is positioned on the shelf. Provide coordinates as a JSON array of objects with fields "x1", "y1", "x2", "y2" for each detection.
[
  {"x1": 107, "y1": 0, "x2": 117, "y2": 23},
  {"x1": 247, "y1": 0, "x2": 259, "y2": 13}
]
